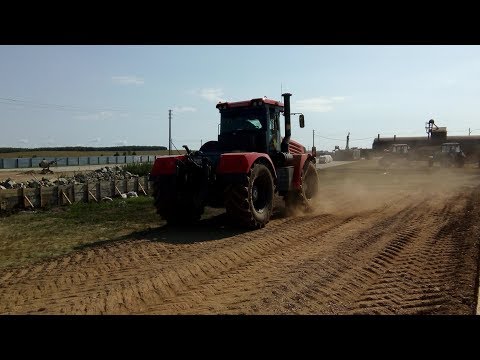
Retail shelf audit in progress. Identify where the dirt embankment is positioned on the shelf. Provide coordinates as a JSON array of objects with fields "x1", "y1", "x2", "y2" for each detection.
[{"x1": 0, "y1": 162, "x2": 479, "y2": 314}]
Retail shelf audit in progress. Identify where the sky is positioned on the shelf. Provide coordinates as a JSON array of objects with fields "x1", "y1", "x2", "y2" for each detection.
[{"x1": 1, "y1": 45, "x2": 480, "y2": 152}]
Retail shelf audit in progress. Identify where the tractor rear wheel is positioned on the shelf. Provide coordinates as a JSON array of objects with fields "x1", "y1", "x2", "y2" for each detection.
[
  {"x1": 285, "y1": 161, "x2": 319, "y2": 212},
  {"x1": 152, "y1": 178, "x2": 204, "y2": 226},
  {"x1": 224, "y1": 163, "x2": 274, "y2": 229}
]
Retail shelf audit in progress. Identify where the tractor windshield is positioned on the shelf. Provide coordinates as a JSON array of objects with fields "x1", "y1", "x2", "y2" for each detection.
[
  {"x1": 220, "y1": 109, "x2": 267, "y2": 134},
  {"x1": 442, "y1": 144, "x2": 460, "y2": 153}
]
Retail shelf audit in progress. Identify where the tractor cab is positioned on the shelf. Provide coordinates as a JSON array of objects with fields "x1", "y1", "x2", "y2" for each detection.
[
  {"x1": 216, "y1": 97, "x2": 284, "y2": 155},
  {"x1": 430, "y1": 142, "x2": 466, "y2": 168},
  {"x1": 390, "y1": 144, "x2": 409, "y2": 154},
  {"x1": 441, "y1": 142, "x2": 462, "y2": 154}
]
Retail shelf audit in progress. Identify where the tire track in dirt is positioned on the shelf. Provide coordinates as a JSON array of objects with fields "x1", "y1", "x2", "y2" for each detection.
[
  {"x1": 129, "y1": 192, "x2": 422, "y2": 314},
  {"x1": 1, "y1": 168, "x2": 479, "y2": 314},
  {"x1": 0, "y1": 213, "x2": 350, "y2": 313},
  {"x1": 351, "y1": 189, "x2": 480, "y2": 314},
  {"x1": 155, "y1": 195, "x2": 436, "y2": 314},
  {"x1": 0, "y1": 188, "x2": 410, "y2": 314},
  {"x1": 127, "y1": 189, "x2": 478, "y2": 315}
]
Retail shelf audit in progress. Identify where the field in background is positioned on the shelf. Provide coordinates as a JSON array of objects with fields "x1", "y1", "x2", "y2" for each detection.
[{"x1": 0, "y1": 150, "x2": 186, "y2": 158}]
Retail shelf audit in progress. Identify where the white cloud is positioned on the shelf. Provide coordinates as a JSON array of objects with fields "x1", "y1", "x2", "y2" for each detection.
[
  {"x1": 294, "y1": 97, "x2": 346, "y2": 113},
  {"x1": 173, "y1": 106, "x2": 197, "y2": 113},
  {"x1": 197, "y1": 88, "x2": 224, "y2": 102},
  {"x1": 114, "y1": 140, "x2": 128, "y2": 146},
  {"x1": 74, "y1": 111, "x2": 114, "y2": 121},
  {"x1": 88, "y1": 137, "x2": 101, "y2": 143},
  {"x1": 18, "y1": 138, "x2": 29, "y2": 144},
  {"x1": 112, "y1": 75, "x2": 145, "y2": 85}
]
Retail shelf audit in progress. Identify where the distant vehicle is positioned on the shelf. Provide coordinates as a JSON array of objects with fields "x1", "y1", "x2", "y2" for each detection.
[
  {"x1": 318, "y1": 155, "x2": 333, "y2": 164},
  {"x1": 39, "y1": 159, "x2": 57, "y2": 174},
  {"x1": 379, "y1": 144, "x2": 411, "y2": 167},
  {"x1": 429, "y1": 142, "x2": 466, "y2": 168}
]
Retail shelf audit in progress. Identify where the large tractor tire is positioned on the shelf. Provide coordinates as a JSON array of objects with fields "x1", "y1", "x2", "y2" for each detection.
[
  {"x1": 224, "y1": 163, "x2": 274, "y2": 229},
  {"x1": 285, "y1": 161, "x2": 319, "y2": 213},
  {"x1": 152, "y1": 178, "x2": 204, "y2": 226}
]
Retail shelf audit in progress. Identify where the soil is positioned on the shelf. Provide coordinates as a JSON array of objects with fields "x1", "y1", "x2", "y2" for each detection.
[{"x1": 0, "y1": 160, "x2": 479, "y2": 314}]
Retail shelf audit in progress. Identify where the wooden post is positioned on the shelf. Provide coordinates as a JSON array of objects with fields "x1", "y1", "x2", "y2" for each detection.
[
  {"x1": 96, "y1": 182, "x2": 101, "y2": 201},
  {"x1": 115, "y1": 185, "x2": 123, "y2": 196},
  {"x1": 20, "y1": 187, "x2": 34, "y2": 209},
  {"x1": 31, "y1": 173, "x2": 40, "y2": 183},
  {"x1": 24, "y1": 194, "x2": 34, "y2": 208},
  {"x1": 70, "y1": 185, "x2": 75, "y2": 203},
  {"x1": 56, "y1": 186, "x2": 60, "y2": 206},
  {"x1": 138, "y1": 179, "x2": 148, "y2": 196},
  {"x1": 35, "y1": 187, "x2": 41, "y2": 208},
  {"x1": 134, "y1": 177, "x2": 139, "y2": 193},
  {"x1": 88, "y1": 190, "x2": 98, "y2": 202},
  {"x1": 144, "y1": 176, "x2": 149, "y2": 192},
  {"x1": 84, "y1": 183, "x2": 89, "y2": 203},
  {"x1": 61, "y1": 189, "x2": 72, "y2": 205},
  {"x1": 39, "y1": 186, "x2": 43, "y2": 208}
]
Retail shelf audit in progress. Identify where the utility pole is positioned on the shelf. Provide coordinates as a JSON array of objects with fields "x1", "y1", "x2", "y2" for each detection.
[
  {"x1": 312, "y1": 129, "x2": 315, "y2": 148},
  {"x1": 469, "y1": 127, "x2": 471, "y2": 136},
  {"x1": 346, "y1": 132, "x2": 350, "y2": 150},
  {"x1": 168, "y1": 109, "x2": 172, "y2": 155}
]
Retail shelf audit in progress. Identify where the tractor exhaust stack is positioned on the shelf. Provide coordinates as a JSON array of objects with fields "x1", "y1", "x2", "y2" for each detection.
[{"x1": 281, "y1": 92, "x2": 292, "y2": 152}]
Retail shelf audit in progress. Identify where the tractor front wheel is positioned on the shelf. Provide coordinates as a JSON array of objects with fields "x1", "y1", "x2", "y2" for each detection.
[{"x1": 285, "y1": 161, "x2": 319, "y2": 213}]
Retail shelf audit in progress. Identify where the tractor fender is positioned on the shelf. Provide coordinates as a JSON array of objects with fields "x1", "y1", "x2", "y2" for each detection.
[
  {"x1": 150, "y1": 155, "x2": 187, "y2": 178},
  {"x1": 217, "y1": 153, "x2": 276, "y2": 178},
  {"x1": 291, "y1": 154, "x2": 315, "y2": 190}
]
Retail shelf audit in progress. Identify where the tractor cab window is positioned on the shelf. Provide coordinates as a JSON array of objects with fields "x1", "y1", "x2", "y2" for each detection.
[
  {"x1": 442, "y1": 144, "x2": 460, "y2": 153},
  {"x1": 220, "y1": 109, "x2": 266, "y2": 134},
  {"x1": 268, "y1": 109, "x2": 281, "y2": 151}
]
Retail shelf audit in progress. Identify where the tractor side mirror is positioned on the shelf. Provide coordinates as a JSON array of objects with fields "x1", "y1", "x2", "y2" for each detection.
[{"x1": 299, "y1": 114, "x2": 305, "y2": 128}]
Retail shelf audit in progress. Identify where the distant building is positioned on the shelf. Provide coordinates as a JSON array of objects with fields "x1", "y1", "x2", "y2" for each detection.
[{"x1": 372, "y1": 126, "x2": 480, "y2": 158}]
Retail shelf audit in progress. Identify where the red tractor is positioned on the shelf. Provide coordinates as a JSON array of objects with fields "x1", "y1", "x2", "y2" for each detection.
[{"x1": 149, "y1": 93, "x2": 319, "y2": 228}]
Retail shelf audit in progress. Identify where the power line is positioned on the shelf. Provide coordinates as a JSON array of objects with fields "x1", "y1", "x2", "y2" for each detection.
[{"x1": 0, "y1": 96, "x2": 164, "y2": 117}]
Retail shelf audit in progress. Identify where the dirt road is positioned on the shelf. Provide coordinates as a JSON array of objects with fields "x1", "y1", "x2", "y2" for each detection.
[{"x1": 1, "y1": 161, "x2": 479, "y2": 314}]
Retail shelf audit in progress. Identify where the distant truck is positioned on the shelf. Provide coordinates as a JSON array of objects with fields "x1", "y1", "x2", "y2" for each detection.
[
  {"x1": 429, "y1": 142, "x2": 466, "y2": 168},
  {"x1": 378, "y1": 144, "x2": 411, "y2": 167}
]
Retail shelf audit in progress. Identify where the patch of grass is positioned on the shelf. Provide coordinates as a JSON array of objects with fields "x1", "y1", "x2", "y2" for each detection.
[
  {"x1": 0, "y1": 196, "x2": 161, "y2": 269},
  {"x1": 122, "y1": 162, "x2": 154, "y2": 177}
]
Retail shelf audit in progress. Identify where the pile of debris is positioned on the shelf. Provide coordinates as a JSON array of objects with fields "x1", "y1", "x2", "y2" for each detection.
[{"x1": 0, "y1": 166, "x2": 141, "y2": 190}]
